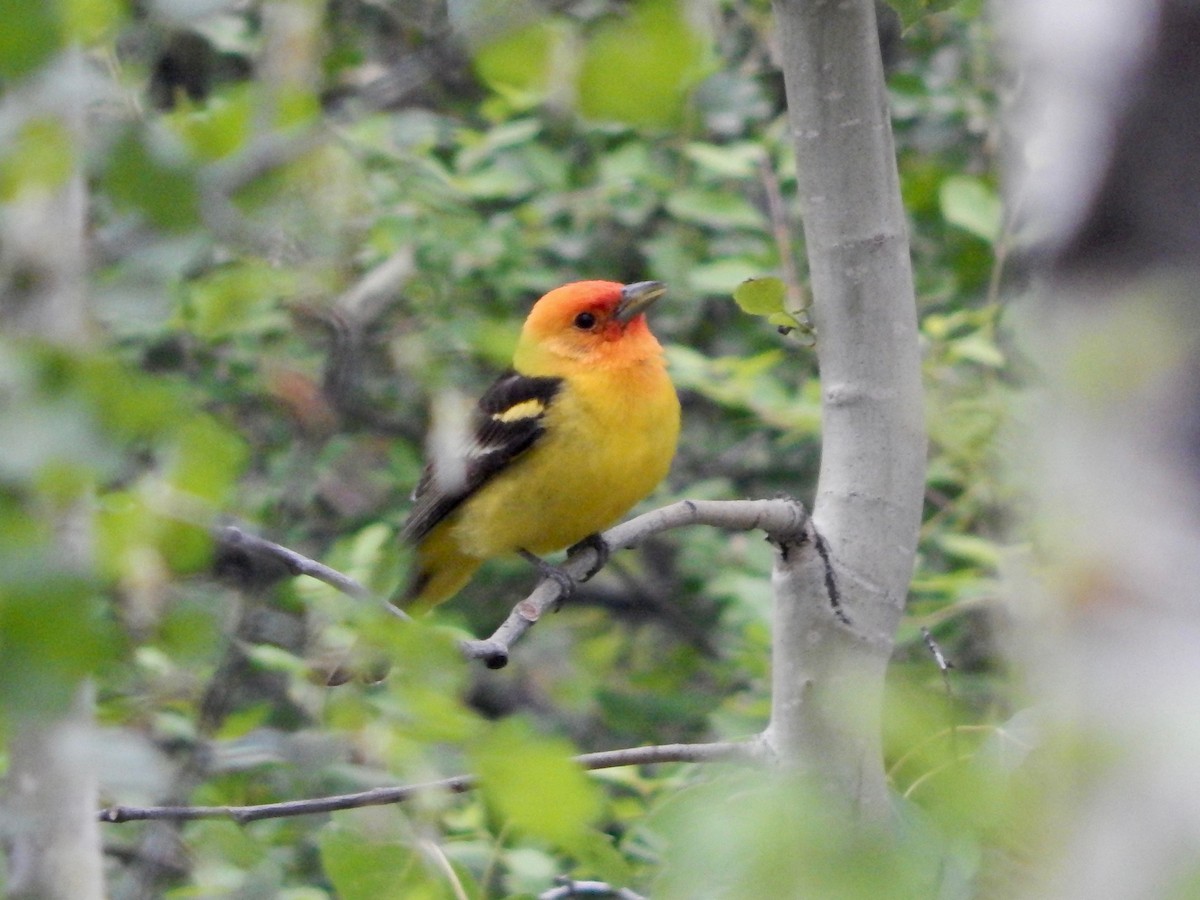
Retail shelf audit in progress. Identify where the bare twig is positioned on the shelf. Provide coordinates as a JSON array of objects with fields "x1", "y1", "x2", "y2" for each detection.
[
  {"x1": 757, "y1": 150, "x2": 808, "y2": 316},
  {"x1": 461, "y1": 497, "x2": 810, "y2": 668},
  {"x1": 98, "y1": 740, "x2": 760, "y2": 824},
  {"x1": 288, "y1": 249, "x2": 423, "y2": 439},
  {"x1": 215, "y1": 525, "x2": 410, "y2": 620},
  {"x1": 332, "y1": 246, "x2": 414, "y2": 322},
  {"x1": 196, "y1": 45, "x2": 455, "y2": 250},
  {"x1": 921, "y1": 625, "x2": 958, "y2": 755},
  {"x1": 420, "y1": 839, "x2": 470, "y2": 900},
  {"x1": 198, "y1": 127, "x2": 331, "y2": 250},
  {"x1": 218, "y1": 498, "x2": 806, "y2": 671},
  {"x1": 920, "y1": 626, "x2": 954, "y2": 683}
]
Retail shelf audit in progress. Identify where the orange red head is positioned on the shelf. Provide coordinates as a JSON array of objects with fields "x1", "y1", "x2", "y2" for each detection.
[{"x1": 516, "y1": 281, "x2": 667, "y2": 370}]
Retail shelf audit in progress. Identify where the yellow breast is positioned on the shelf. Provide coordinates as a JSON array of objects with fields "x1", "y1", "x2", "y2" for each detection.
[{"x1": 453, "y1": 359, "x2": 679, "y2": 558}]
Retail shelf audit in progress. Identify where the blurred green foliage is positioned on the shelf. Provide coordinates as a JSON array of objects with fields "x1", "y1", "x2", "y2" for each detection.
[{"x1": 0, "y1": 0, "x2": 1016, "y2": 897}]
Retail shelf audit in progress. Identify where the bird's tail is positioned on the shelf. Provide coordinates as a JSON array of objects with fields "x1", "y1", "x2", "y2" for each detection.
[{"x1": 398, "y1": 523, "x2": 482, "y2": 613}]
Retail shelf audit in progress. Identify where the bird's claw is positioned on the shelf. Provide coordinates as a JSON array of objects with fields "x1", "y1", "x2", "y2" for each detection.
[
  {"x1": 568, "y1": 532, "x2": 610, "y2": 581},
  {"x1": 519, "y1": 549, "x2": 576, "y2": 610}
]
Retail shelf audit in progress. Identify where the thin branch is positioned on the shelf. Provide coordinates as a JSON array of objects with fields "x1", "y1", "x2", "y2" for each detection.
[
  {"x1": 332, "y1": 246, "x2": 415, "y2": 322},
  {"x1": 215, "y1": 525, "x2": 410, "y2": 620},
  {"x1": 420, "y1": 839, "x2": 470, "y2": 900},
  {"x1": 198, "y1": 127, "x2": 330, "y2": 250},
  {"x1": 757, "y1": 149, "x2": 808, "y2": 317},
  {"x1": 217, "y1": 498, "x2": 805, "y2": 670},
  {"x1": 196, "y1": 45, "x2": 455, "y2": 249},
  {"x1": 98, "y1": 740, "x2": 761, "y2": 825},
  {"x1": 461, "y1": 497, "x2": 809, "y2": 668},
  {"x1": 921, "y1": 625, "x2": 958, "y2": 756}
]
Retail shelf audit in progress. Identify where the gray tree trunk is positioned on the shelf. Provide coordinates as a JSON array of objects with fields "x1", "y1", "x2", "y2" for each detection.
[{"x1": 766, "y1": 0, "x2": 926, "y2": 821}]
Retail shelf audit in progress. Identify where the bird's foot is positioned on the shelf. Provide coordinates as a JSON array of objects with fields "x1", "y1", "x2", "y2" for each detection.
[
  {"x1": 518, "y1": 549, "x2": 575, "y2": 609},
  {"x1": 567, "y1": 532, "x2": 610, "y2": 581}
]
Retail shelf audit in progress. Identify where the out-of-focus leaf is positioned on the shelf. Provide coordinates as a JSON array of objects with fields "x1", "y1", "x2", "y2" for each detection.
[
  {"x1": 0, "y1": 0, "x2": 62, "y2": 78},
  {"x1": 578, "y1": 0, "x2": 710, "y2": 128},
  {"x1": 167, "y1": 414, "x2": 248, "y2": 504},
  {"x1": 948, "y1": 333, "x2": 1005, "y2": 368},
  {"x1": 684, "y1": 141, "x2": 763, "y2": 179},
  {"x1": 469, "y1": 718, "x2": 601, "y2": 851},
  {"x1": 276, "y1": 86, "x2": 321, "y2": 129},
  {"x1": 474, "y1": 19, "x2": 569, "y2": 104},
  {"x1": 694, "y1": 72, "x2": 773, "y2": 137},
  {"x1": 934, "y1": 533, "x2": 1001, "y2": 569},
  {"x1": 183, "y1": 260, "x2": 296, "y2": 339},
  {"x1": 0, "y1": 576, "x2": 117, "y2": 716},
  {"x1": 457, "y1": 161, "x2": 535, "y2": 200},
  {"x1": 733, "y1": 277, "x2": 786, "y2": 316},
  {"x1": 62, "y1": 0, "x2": 125, "y2": 43},
  {"x1": 457, "y1": 119, "x2": 541, "y2": 171},
  {"x1": 887, "y1": 0, "x2": 965, "y2": 29},
  {"x1": 318, "y1": 822, "x2": 423, "y2": 900},
  {"x1": 665, "y1": 187, "x2": 764, "y2": 230},
  {"x1": 0, "y1": 118, "x2": 74, "y2": 200},
  {"x1": 571, "y1": 829, "x2": 636, "y2": 887},
  {"x1": 687, "y1": 260, "x2": 764, "y2": 296},
  {"x1": 79, "y1": 354, "x2": 186, "y2": 440},
  {"x1": 648, "y1": 771, "x2": 949, "y2": 898},
  {"x1": 939, "y1": 175, "x2": 1002, "y2": 243},
  {"x1": 170, "y1": 88, "x2": 253, "y2": 161},
  {"x1": 104, "y1": 128, "x2": 201, "y2": 232}
]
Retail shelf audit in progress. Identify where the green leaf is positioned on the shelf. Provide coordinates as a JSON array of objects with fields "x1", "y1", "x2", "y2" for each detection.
[
  {"x1": 62, "y1": 0, "x2": 125, "y2": 43},
  {"x1": 469, "y1": 718, "x2": 602, "y2": 851},
  {"x1": 732, "y1": 277, "x2": 787, "y2": 316},
  {"x1": 0, "y1": 118, "x2": 75, "y2": 200},
  {"x1": 169, "y1": 87, "x2": 253, "y2": 161},
  {"x1": 456, "y1": 160, "x2": 535, "y2": 200},
  {"x1": 578, "y1": 0, "x2": 711, "y2": 128},
  {"x1": 571, "y1": 828, "x2": 636, "y2": 886},
  {"x1": 948, "y1": 333, "x2": 1005, "y2": 368},
  {"x1": 887, "y1": 0, "x2": 965, "y2": 29},
  {"x1": 319, "y1": 823, "x2": 425, "y2": 900},
  {"x1": 665, "y1": 187, "x2": 764, "y2": 230},
  {"x1": 0, "y1": 576, "x2": 117, "y2": 716},
  {"x1": 934, "y1": 533, "x2": 1001, "y2": 569},
  {"x1": 939, "y1": 175, "x2": 1002, "y2": 243},
  {"x1": 183, "y1": 260, "x2": 296, "y2": 339},
  {"x1": 0, "y1": 0, "x2": 62, "y2": 79},
  {"x1": 104, "y1": 128, "x2": 200, "y2": 232},
  {"x1": 687, "y1": 259, "x2": 764, "y2": 296},
  {"x1": 474, "y1": 19, "x2": 567, "y2": 104},
  {"x1": 167, "y1": 414, "x2": 248, "y2": 504},
  {"x1": 683, "y1": 141, "x2": 763, "y2": 179},
  {"x1": 79, "y1": 354, "x2": 186, "y2": 440}
]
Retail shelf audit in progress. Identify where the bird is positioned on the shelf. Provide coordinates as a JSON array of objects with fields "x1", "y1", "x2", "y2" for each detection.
[{"x1": 398, "y1": 279, "x2": 680, "y2": 612}]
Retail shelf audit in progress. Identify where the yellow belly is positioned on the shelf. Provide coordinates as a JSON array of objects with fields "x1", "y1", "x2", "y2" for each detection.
[{"x1": 452, "y1": 361, "x2": 679, "y2": 558}]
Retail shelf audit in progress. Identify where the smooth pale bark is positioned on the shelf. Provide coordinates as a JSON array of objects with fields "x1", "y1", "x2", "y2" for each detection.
[
  {"x1": 767, "y1": 0, "x2": 926, "y2": 819},
  {"x1": 7, "y1": 689, "x2": 105, "y2": 900},
  {"x1": 1, "y1": 49, "x2": 104, "y2": 900}
]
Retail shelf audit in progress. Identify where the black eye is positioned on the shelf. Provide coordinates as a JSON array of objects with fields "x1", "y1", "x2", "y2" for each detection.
[{"x1": 574, "y1": 312, "x2": 597, "y2": 330}]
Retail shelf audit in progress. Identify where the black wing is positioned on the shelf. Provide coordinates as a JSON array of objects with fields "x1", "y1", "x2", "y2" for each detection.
[{"x1": 400, "y1": 371, "x2": 563, "y2": 544}]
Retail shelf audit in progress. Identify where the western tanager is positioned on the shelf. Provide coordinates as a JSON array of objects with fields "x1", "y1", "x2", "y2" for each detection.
[{"x1": 399, "y1": 280, "x2": 680, "y2": 611}]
